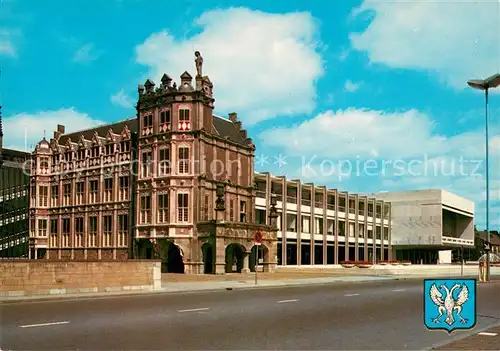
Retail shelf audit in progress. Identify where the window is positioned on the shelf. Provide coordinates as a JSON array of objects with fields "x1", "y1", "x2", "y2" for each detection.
[
  {"x1": 50, "y1": 232, "x2": 58, "y2": 247},
  {"x1": 376, "y1": 226, "x2": 381, "y2": 240},
  {"x1": 383, "y1": 227, "x2": 389, "y2": 240},
  {"x1": 62, "y1": 218, "x2": 70, "y2": 247},
  {"x1": 229, "y1": 199, "x2": 234, "y2": 221},
  {"x1": 160, "y1": 109, "x2": 171, "y2": 124},
  {"x1": 90, "y1": 180, "x2": 98, "y2": 203},
  {"x1": 103, "y1": 215, "x2": 112, "y2": 247},
  {"x1": 140, "y1": 195, "x2": 151, "y2": 224},
  {"x1": 119, "y1": 176, "x2": 129, "y2": 201},
  {"x1": 368, "y1": 229, "x2": 373, "y2": 239},
  {"x1": 159, "y1": 147, "x2": 171, "y2": 175},
  {"x1": 118, "y1": 214, "x2": 128, "y2": 247},
  {"x1": 178, "y1": 108, "x2": 191, "y2": 131},
  {"x1": 177, "y1": 193, "x2": 189, "y2": 222},
  {"x1": 157, "y1": 194, "x2": 169, "y2": 223},
  {"x1": 240, "y1": 201, "x2": 246, "y2": 222},
  {"x1": 316, "y1": 217, "x2": 324, "y2": 234},
  {"x1": 50, "y1": 218, "x2": 58, "y2": 235},
  {"x1": 30, "y1": 186, "x2": 36, "y2": 207},
  {"x1": 359, "y1": 223, "x2": 365, "y2": 238},
  {"x1": 63, "y1": 183, "x2": 71, "y2": 206},
  {"x1": 91, "y1": 146, "x2": 100, "y2": 158},
  {"x1": 142, "y1": 151, "x2": 152, "y2": 177},
  {"x1": 104, "y1": 178, "x2": 113, "y2": 202},
  {"x1": 39, "y1": 185, "x2": 48, "y2": 207},
  {"x1": 78, "y1": 149, "x2": 86, "y2": 160},
  {"x1": 302, "y1": 215, "x2": 310, "y2": 233},
  {"x1": 143, "y1": 113, "x2": 153, "y2": 128},
  {"x1": 51, "y1": 154, "x2": 59, "y2": 166},
  {"x1": 105, "y1": 144, "x2": 114, "y2": 155},
  {"x1": 178, "y1": 147, "x2": 189, "y2": 174},
  {"x1": 76, "y1": 182, "x2": 85, "y2": 205},
  {"x1": 30, "y1": 218, "x2": 35, "y2": 236},
  {"x1": 89, "y1": 216, "x2": 97, "y2": 247},
  {"x1": 65, "y1": 151, "x2": 73, "y2": 162},
  {"x1": 75, "y1": 217, "x2": 84, "y2": 247},
  {"x1": 120, "y1": 140, "x2": 130, "y2": 153},
  {"x1": 38, "y1": 219, "x2": 47, "y2": 237},
  {"x1": 40, "y1": 157, "x2": 49, "y2": 169}
]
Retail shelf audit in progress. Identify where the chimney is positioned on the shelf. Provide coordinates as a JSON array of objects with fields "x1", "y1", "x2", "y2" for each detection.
[
  {"x1": 240, "y1": 129, "x2": 247, "y2": 139},
  {"x1": 229, "y1": 112, "x2": 238, "y2": 122},
  {"x1": 234, "y1": 121, "x2": 242, "y2": 131},
  {"x1": 57, "y1": 125, "x2": 65, "y2": 134}
]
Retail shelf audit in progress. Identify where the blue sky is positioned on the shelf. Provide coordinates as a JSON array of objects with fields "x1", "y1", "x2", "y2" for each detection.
[{"x1": 2, "y1": 0, "x2": 500, "y2": 229}]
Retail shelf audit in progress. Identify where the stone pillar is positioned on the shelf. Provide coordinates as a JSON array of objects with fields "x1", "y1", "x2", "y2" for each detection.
[
  {"x1": 214, "y1": 237, "x2": 226, "y2": 274},
  {"x1": 242, "y1": 251, "x2": 250, "y2": 273}
]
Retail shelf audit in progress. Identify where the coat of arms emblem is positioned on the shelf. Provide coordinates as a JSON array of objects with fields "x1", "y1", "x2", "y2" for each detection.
[{"x1": 424, "y1": 278, "x2": 476, "y2": 333}]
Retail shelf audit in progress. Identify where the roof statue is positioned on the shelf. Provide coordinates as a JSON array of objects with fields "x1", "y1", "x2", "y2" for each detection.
[{"x1": 195, "y1": 51, "x2": 203, "y2": 77}]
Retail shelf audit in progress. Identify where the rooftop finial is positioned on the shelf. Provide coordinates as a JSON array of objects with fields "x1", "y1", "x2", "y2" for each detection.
[{"x1": 195, "y1": 51, "x2": 203, "y2": 77}]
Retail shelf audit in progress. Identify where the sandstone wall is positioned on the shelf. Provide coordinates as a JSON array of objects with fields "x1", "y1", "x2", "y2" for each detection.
[{"x1": 0, "y1": 260, "x2": 161, "y2": 298}]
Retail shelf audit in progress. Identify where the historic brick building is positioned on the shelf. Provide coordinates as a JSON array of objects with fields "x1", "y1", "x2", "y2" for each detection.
[{"x1": 28, "y1": 53, "x2": 278, "y2": 274}]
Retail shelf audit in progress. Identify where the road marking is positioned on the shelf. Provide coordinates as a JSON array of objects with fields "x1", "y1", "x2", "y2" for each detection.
[
  {"x1": 278, "y1": 299, "x2": 299, "y2": 303},
  {"x1": 20, "y1": 321, "x2": 70, "y2": 328},
  {"x1": 178, "y1": 308, "x2": 210, "y2": 313},
  {"x1": 478, "y1": 332, "x2": 498, "y2": 336},
  {"x1": 393, "y1": 289, "x2": 406, "y2": 292},
  {"x1": 344, "y1": 293, "x2": 360, "y2": 297}
]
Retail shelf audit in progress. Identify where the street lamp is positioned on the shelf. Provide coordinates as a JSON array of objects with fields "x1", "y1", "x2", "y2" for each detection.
[
  {"x1": 467, "y1": 73, "x2": 500, "y2": 282},
  {"x1": 269, "y1": 193, "x2": 278, "y2": 228}
]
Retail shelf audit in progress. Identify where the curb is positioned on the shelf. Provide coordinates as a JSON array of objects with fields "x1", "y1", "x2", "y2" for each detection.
[
  {"x1": 0, "y1": 277, "x2": 399, "y2": 304},
  {"x1": 427, "y1": 321, "x2": 500, "y2": 350}
]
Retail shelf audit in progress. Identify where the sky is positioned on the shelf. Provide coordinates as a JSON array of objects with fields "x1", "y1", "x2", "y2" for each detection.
[{"x1": 1, "y1": 0, "x2": 500, "y2": 230}]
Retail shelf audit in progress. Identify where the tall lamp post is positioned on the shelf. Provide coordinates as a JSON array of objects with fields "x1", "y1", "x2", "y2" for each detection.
[{"x1": 467, "y1": 73, "x2": 500, "y2": 282}]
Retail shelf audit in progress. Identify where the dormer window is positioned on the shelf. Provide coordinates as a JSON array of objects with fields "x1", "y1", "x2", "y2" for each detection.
[
  {"x1": 178, "y1": 108, "x2": 191, "y2": 131},
  {"x1": 51, "y1": 154, "x2": 59, "y2": 165}
]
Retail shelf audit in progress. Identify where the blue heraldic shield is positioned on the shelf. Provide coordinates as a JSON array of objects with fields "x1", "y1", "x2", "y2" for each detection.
[{"x1": 424, "y1": 278, "x2": 477, "y2": 333}]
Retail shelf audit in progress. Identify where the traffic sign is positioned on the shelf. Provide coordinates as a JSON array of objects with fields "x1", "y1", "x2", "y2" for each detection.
[
  {"x1": 254, "y1": 230, "x2": 263, "y2": 244},
  {"x1": 484, "y1": 242, "x2": 491, "y2": 251}
]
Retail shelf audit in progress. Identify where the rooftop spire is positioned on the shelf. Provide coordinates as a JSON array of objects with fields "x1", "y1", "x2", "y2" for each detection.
[{"x1": 0, "y1": 105, "x2": 3, "y2": 137}]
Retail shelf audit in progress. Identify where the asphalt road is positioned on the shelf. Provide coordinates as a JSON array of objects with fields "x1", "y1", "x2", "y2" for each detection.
[{"x1": 2, "y1": 279, "x2": 500, "y2": 350}]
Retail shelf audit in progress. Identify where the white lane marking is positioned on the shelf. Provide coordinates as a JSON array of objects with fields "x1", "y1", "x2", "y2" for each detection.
[
  {"x1": 278, "y1": 299, "x2": 299, "y2": 303},
  {"x1": 393, "y1": 289, "x2": 406, "y2": 292},
  {"x1": 478, "y1": 332, "x2": 498, "y2": 336},
  {"x1": 344, "y1": 293, "x2": 360, "y2": 297},
  {"x1": 178, "y1": 307, "x2": 210, "y2": 313},
  {"x1": 20, "y1": 321, "x2": 70, "y2": 328}
]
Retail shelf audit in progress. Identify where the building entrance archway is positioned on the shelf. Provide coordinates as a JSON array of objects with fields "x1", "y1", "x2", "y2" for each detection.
[
  {"x1": 225, "y1": 243, "x2": 245, "y2": 273},
  {"x1": 249, "y1": 244, "x2": 269, "y2": 272},
  {"x1": 202, "y1": 242, "x2": 214, "y2": 274},
  {"x1": 158, "y1": 240, "x2": 185, "y2": 273}
]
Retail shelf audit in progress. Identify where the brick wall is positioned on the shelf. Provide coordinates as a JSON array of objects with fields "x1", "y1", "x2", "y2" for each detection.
[{"x1": 0, "y1": 260, "x2": 161, "y2": 298}]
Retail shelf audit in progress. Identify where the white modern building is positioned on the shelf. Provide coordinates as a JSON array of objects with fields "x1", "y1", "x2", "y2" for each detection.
[
  {"x1": 252, "y1": 173, "x2": 475, "y2": 265},
  {"x1": 375, "y1": 189, "x2": 475, "y2": 264}
]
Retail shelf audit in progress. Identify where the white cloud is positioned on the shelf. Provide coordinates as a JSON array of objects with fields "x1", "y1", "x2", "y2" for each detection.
[
  {"x1": 2, "y1": 108, "x2": 104, "y2": 151},
  {"x1": 259, "y1": 107, "x2": 500, "y2": 227},
  {"x1": 344, "y1": 80, "x2": 360, "y2": 92},
  {"x1": 73, "y1": 43, "x2": 101, "y2": 63},
  {"x1": 135, "y1": 7, "x2": 324, "y2": 125},
  {"x1": 349, "y1": 0, "x2": 500, "y2": 89},
  {"x1": 0, "y1": 29, "x2": 20, "y2": 57},
  {"x1": 111, "y1": 90, "x2": 134, "y2": 109}
]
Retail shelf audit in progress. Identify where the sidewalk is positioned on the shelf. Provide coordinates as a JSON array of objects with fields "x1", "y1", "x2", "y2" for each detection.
[
  {"x1": 0, "y1": 275, "x2": 395, "y2": 303},
  {"x1": 433, "y1": 323, "x2": 500, "y2": 350}
]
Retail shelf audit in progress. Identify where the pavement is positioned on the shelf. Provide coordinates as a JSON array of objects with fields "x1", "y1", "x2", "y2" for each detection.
[{"x1": 2, "y1": 278, "x2": 500, "y2": 350}]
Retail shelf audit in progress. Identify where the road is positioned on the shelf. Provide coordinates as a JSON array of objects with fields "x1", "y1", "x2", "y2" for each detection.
[{"x1": 1, "y1": 278, "x2": 500, "y2": 350}]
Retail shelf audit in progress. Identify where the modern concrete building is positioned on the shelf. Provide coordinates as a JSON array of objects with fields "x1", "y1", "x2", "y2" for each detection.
[
  {"x1": 375, "y1": 189, "x2": 475, "y2": 263},
  {"x1": 253, "y1": 172, "x2": 392, "y2": 264},
  {"x1": 0, "y1": 107, "x2": 30, "y2": 258}
]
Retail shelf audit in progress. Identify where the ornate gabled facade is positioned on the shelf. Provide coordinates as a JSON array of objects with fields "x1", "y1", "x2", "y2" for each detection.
[{"x1": 28, "y1": 53, "x2": 278, "y2": 274}]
